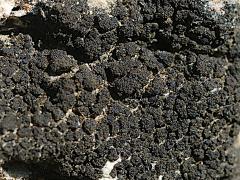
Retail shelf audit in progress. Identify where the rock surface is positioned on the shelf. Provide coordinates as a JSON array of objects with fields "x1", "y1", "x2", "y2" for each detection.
[{"x1": 0, "y1": 0, "x2": 239, "y2": 179}]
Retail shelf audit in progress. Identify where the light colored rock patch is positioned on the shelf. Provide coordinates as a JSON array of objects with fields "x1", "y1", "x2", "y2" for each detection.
[
  {"x1": 0, "y1": 0, "x2": 39, "y2": 20},
  {"x1": 99, "y1": 155, "x2": 121, "y2": 180},
  {"x1": 207, "y1": 0, "x2": 226, "y2": 14},
  {"x1": 87, "y1": 0, "x2": 118, "y2": 13},
  {"x1": 0, "y1": 35, "x2": 12, "y2": 46},
  {"x1": 0, "y1": 0, "x2": 15, "y2": 19},
  {"x1": 232, "y1": 131, "x2": 240, "y2": 179},
  {"x1": 158, "y1": 175, "x2": 164, "y2": 180},
  {"x1": 204, "y1": 0, "x2": 240, "y2": 15},
  {"x1": 234, "y1": 132, "x2": 240, "y2": 149}
]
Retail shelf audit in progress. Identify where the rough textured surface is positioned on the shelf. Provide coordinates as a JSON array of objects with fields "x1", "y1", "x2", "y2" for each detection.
[{"x1": 0, "y1": 0, "x2": 239, "y2": 179}]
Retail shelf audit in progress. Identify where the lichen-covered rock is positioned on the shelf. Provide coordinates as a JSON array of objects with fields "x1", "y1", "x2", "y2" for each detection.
[{"x1": 0, "y1": 0, "x2": 239, "y2": 179}]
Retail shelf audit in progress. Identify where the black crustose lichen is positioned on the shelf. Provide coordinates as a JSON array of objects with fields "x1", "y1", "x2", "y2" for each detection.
[{"x1": 0, "y1": 0, "x2": 239, "y2": 179}]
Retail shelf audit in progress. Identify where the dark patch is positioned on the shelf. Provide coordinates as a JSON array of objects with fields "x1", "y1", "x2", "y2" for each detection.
[{"x1": 0, "y1": 0, "x2": 239, "y2": 179}]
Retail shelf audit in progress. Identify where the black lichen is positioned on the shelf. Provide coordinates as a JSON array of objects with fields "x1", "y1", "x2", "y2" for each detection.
[{"x1": 0, "y1": 0, "x2": 239, "y2": 179}]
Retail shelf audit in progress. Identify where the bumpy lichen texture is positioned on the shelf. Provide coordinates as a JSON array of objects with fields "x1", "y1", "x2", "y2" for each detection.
[{"x1": 0, "y1": 0, "x2": 239, "y2": 179}]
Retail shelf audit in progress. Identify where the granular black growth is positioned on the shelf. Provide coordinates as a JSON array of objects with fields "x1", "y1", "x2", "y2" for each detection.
[{"x1": 0, "y1": 0, "x2": 239, "y2": 179}]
